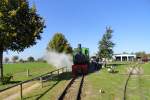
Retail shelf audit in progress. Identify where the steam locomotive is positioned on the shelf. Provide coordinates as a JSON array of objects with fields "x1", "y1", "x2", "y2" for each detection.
[
  {"x1": 72, "y1": 44, "x2": 101, "y2": 77},
  {"x1": 72, "y1": 44, "x2": 89, "y2": 77}
]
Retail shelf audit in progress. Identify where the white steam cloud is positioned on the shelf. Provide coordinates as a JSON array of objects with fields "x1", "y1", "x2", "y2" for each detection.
[{"x1": 44, "y1": 50, "x2": 73, "y2": 69}]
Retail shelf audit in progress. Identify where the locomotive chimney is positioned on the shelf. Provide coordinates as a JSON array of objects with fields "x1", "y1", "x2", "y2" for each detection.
[
  {"x1": 78, "y1": 44, "x2": 82, "y2": 53},
  {"x1": 78, "y1": 44, "x2": 81, "y2": 49}
]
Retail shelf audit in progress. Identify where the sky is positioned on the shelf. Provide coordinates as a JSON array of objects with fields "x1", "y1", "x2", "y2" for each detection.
[{"x1": 4, "y1": 0, "x2": 150, "y2": 60}]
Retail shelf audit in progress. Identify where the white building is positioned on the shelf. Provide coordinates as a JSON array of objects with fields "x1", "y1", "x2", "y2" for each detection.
[{"x1": 113, "y1": 54, "x2": 136, "y2": 61}]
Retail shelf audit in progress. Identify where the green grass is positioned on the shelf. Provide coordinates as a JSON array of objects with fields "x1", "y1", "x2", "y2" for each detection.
[
  {"x1": 23, "y1": 62, "x2": 131, "y2": 100},
  {"x1": 125, "y1": 63, "x2": 150, "y2": 100},
  {"x1": 141, "y1": 62, "x2": 150, "y2": 74},
  {"x1": 0, "y1": 62, "x2": 55, "y2": 89},
  {"x1": 138, "y1": 63, "x2": 150, "y2": 99},
  {"x1": 84, "y1": 64, "x2": 128, "y2": 100},
  {"x1": 21, "y1": 72, "x2": 72, "y2": 100},
  {"x1": 84, "y1": 62, "x2": 150, "y2": 100},
  {"x1": 1, "y1": 62, "x2": 150, "y2": 100},
  {"x1": 3, "y1": 62, "x2": 55, "y2": 81},
  {"x1": 21, "y1": 80, "x2": 67, "y2": 100},
  {"x1": 4, "y1": 62, "x2": 52, "y2": 74}
]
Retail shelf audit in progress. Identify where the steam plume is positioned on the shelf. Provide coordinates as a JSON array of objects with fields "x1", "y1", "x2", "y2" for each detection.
[{"x1": 44, "y1": 50, "x2": 73, "y2": 69}]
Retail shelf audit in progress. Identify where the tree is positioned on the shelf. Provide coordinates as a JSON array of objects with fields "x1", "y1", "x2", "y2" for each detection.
[
  {"x1": 12, "y1": 56, "x2": 19, "y2": 63},
  {"x1": 4, "y1": 57, "x2": 9, "y2": 63},
  {"x1": 123, "y1": 52, "x2": 128, "y2": 54},
  {"x1": 37, "y1": 57, "x2": 46, "y2": 62},
  {"x1": 135, "y1": 51, "x2": 146, "y2": 58},
  {"x1": 47, "y1": 33, "x2": 72, "y2": 54},
  {"x1": 147, "y1": 53, "x2": 150, "y2": 58},
  {"x1": 19, "y1": 59, "x2": 24, "y2": 63},
  {"x1": 0, "y1": 0, "x2": 45, "y2": 80},
  {"x1": 27, "y1": 56, "x2": 34, "y2": 62},
  {"x1": 98, "y1": 27, "x2": 115, "y2": 65}
]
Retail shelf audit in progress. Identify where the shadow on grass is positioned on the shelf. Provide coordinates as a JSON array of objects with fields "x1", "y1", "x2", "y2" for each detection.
[
  {"x1": 23, "y1": 72, "x2": 72, "y2": 100},
  {"x1": 0, "y1": 80, "x2": 22, "y2": 86},
  {"x1": 59, "y1": 72, "x2": 72, "y2": 80},
  {"x1": 108, "y1": 70, "x2": 119, "y2": 74},
  {"x1": 107, "y1": 63, "x2": 128, "y2": 67},
  {"x1": 35, "y1": 81, "x2": 60, "y2": 100},
  {"x1": 8, "y1": 81, "x2": 22, "y2": 84},
  {"x1": 112, "y1": 70, "x2": 119, "y2": 74}
]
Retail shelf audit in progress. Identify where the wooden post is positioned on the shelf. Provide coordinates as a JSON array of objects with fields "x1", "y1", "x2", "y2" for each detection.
[
  {"x1": 20, "y1": 84, "x2": 23, "y2": 99},
  {"x1": 27, "y1": 69, "x2": 29, "y2": 77},
  {"x1": 40, "y1": 77, "x2": 43, "y2": 88},
  {"x1": 58, "y1": 70, "x2": 59, "y2": 79},
  {"x1": 52, "y1": 72, "x2": 53, "y2": 79},
  {"x1": 62, "y1": 68, "x2": 64, "y2": 73},
  {"x1": 66, "y1": 67, "x2": 67, "y2": 72},
  {"x1": 58, "y1": 70, "x2": 59, "y2": 75},
  {"x1": 58, "y1": 70, "x2": 60, "y2": 79},
  {"x1": 50, "y1": 72, "x2": 53, "y2": 80}
]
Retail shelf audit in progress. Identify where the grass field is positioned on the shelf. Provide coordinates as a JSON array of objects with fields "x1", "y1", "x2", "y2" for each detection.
[
  {"x1": 21, "y1": 62, "x2": 132, "y2": 100},
  {"x1": 0, "y1": 62, "x2": 55, "y2": 89},
  {"x1": 1, "y1": 62, "x2": 150, "y2": 100},
  {"x1": 83, "y1": 63, "x2": 129, "y2": 100},
  {"x1": 3, "y1": 62, "x2": 55, "y2": 81},
  {"x1": 83, "y1": 62, "x2": 150, "y2": 100},
  {"x1": 21, "y1": 72, "x2": 72, "y2": 100}
]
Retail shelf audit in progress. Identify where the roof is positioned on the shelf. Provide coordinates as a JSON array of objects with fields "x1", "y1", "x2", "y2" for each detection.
[{"x1": 113, "y1": 54, "x2": 136, "y2": 57}]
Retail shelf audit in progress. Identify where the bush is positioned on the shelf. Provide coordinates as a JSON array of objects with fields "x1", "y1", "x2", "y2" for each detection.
[{"x1": 1, "y1": 74, "x2": 13, "y2": 85}]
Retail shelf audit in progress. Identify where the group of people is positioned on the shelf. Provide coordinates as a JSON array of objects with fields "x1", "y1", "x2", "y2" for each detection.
[{"x1": 89, "y1": 56, "x2": 103, "y2": 72}]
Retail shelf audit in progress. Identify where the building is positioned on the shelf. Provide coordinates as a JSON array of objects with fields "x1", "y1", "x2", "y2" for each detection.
[{"x1": 113, "y1": 54, "x2": 136, "y2": 61}]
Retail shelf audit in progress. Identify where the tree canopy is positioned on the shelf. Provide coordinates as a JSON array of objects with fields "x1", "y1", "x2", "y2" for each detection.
[
  {"x1": 47, "y1": 33, "x2": 73, "y2": 54},
  {"x1": 27, "y1": 56, "x2": 35, "y2": 62},
  {"x1": 98, "y1": 27, "x2": 115, "y2": 59},
  {"x1": 0, "y1": 0, "x2": 45, "y2": 52},
  {"x1": 0, "y1": 0, "x2": 45, "y2": 80},
  {"x1": 135, "y1": 51, "x2": 149, "y2": 59}
]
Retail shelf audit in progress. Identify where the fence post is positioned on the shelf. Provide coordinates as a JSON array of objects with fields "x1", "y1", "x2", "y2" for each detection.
[
  {"x1": 20, "y1": 84, "x2": 23, "y2": 100},
  {"x1": 40, "y1": 77, "x2": 43, "y2": 88},
  {"x1": 58, "y1": 70, "x2": 59, "y2": 79},
  {"x1": 27, "y1": 69, "x2": 29, "y2": 77},
  {"x1": 66, "y1": 67, "x2": 67, "y2": 72},
  {"x1": 58, "y1": 70, "x2": 59, "y2": 75},
  {"x1": 62, "y1": 68, "x2": 64, "y2": 73},
  {"x1": 51, "y1": 72, "x2": 53, "y2": 80}
]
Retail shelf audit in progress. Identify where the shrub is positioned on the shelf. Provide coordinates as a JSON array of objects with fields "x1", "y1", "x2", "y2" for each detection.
[{"x1": 1, "y1": 74, "x2": 13, "y2": 85}]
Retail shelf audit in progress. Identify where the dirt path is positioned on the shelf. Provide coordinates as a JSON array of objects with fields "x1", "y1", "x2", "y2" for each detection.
[
  {"x1": 0, "y1": 82, "x2": 40, "y2": 100},
  {"x1": 0, "y1": 71, "x2": 65, "y2": 100}
]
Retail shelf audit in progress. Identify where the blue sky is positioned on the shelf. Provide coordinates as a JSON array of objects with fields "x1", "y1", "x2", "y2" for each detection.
[{"x1": 4, "y1": 0, "x2": 150, "y2": 59}]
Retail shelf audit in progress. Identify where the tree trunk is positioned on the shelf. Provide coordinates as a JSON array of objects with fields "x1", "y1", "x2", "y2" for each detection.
[
  {"x1": 104, "y1": 58, "x2": 107, "y2": 68},
  {"x1": 0, "y1": 50, "x2": 3, "y2": 81}
]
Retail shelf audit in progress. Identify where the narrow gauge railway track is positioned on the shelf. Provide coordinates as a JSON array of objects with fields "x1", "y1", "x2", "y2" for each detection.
[
  {"x1": 123, "y1": 63, "x2": 141, "y2": 100},
  {"x1": 58, "y1": 75, "x2": 84, "y2": 100}
]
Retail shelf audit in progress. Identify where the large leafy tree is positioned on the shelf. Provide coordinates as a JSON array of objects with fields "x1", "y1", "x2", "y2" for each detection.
[
  {"x1": 47, "y1": 33, "x2": 72, "y2": 54},
  {"x1": 98, "y1": 27, "x2": 115, "y2": 61},
  {"x1": 0, "y1": 0, "x2": 45, "y2": 80}
]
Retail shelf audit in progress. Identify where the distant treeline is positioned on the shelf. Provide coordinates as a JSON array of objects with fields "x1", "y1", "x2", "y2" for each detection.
[{"x1": 3, "y1": 56, "x2": 46, "y2": 63}]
